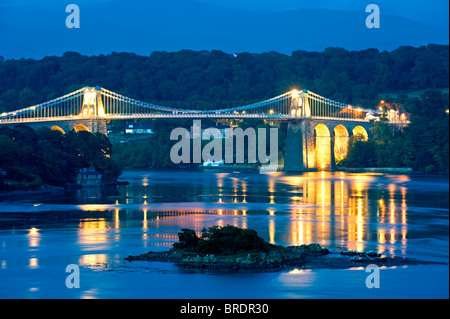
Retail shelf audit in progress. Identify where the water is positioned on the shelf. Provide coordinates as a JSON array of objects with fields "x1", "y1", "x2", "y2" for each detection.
[{"x1": 0, "y1": 170, "x2": 448, "y2": 299}]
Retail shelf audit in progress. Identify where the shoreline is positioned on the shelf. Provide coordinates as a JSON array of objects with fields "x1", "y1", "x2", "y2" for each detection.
[
  {"x1": 0, "y1": 181, "x2": 129, "y2": 198},
  {"x1": 339, "y1": 167, "x2": 413, "y2": 173},
  {"x1": 0, "y1": 185, "x2": 65, "y2": 198},
  {"x1": 120, "y1": 166, "x2": 449, "y2": 174},
  {"x1": 124, "y1": 247, "x2": 446, "y2": 273}
]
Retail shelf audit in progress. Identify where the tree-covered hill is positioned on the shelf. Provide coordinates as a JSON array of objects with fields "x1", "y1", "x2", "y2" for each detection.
[{"x1": 0, "y1": 44, "x2": 448, "y2": 112}]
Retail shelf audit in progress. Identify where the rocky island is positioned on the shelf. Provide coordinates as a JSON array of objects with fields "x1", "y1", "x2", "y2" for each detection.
[{"x1": 124, "y1": 225, "x2": 440, "y2": 272}]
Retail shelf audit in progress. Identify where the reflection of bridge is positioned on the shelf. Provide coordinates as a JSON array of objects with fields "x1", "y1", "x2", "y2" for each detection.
[{"x1": 0, "y1": 86, "x2": 407, "y2": 171}]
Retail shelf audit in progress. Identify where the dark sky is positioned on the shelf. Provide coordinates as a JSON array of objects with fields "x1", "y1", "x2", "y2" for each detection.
[{"x1": 0, "y1": 0, "x2": 448, "y2": 59}]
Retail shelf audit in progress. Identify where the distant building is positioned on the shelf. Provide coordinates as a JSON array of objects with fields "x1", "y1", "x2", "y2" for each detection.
[
  {"x1": 125, "y1": 122, "x2": 154, "y2": 134},
  {"x1": 76, "y1": 167, "x2": 102, "y2": 187},
  {"x1": 365, "y1": 112, "x2": 378, "y2": 121}
]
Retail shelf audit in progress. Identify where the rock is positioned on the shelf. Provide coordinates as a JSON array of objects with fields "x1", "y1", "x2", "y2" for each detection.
[{"x1": 350, "y1": 255, "x2": 387, "y2": 263}]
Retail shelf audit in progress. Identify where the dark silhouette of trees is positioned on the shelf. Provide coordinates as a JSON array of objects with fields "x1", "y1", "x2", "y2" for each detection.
[
  {"x1": 0, "y1": 45, "x2": 448, "y2": 114},
  {"x1": 0, "y1": 126, "x2": 121, "y2": 190}
]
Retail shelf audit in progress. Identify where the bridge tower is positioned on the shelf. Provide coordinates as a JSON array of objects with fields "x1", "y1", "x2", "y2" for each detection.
[
  {"x1": 74, "y1": 87, "x2": 108, "y2": 134},
  {"x1": 289, "y1": 89, "x2": 311, "y2": 118},
  {"x1": 81, "y1": 87, "x2": 105, "y2": 118}
]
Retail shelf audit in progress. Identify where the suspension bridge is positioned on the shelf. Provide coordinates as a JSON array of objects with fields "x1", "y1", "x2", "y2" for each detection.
[
  {"x1": 0, "y1": 86, "x2": 408, "y2": 171},
  {"x1": 0, "y1": 86, "x2": 385, "y2": 123}
]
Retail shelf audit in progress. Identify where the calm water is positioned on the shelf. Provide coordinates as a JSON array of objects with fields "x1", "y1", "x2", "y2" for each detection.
[{"x1": 0, "y1": 170, "x2": 448, "y2": 299}]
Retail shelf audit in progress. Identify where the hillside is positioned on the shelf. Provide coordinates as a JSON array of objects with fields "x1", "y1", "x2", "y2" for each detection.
[{"x1": 0, "y1": 44, "x2": 448, "y2": 112}]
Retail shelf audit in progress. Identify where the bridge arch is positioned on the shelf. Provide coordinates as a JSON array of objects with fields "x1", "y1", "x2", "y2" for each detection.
[
  {"x1": 352, "y1": 125, "x2": 369, "y2": 141},
  {"x1": 50, "y1": 126, "x2": 65, "y2": 134},
  {"x1": 73, "y1": 124, "x2": 89, "y2": 132},
  {"x1": 314, "y1": 123, "x2": 331, "y2": 170},
  {"x1": 333, "y1": 124, "x2": 349, "y2": 164}
]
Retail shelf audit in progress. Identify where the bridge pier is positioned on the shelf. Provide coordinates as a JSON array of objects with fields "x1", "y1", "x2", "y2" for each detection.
[
  {"x1": 284, "y1": 119, "x2": 372, "y2": 172},
  {"x1": 284, "y1": 121, "x2": 308, "y2": 171}
]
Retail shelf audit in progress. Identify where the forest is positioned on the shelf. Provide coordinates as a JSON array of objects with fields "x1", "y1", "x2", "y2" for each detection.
[
  {"x1": 0, "y1": 44, "x2": 448, "y2": 113},
  {"x1": 0, "y1": 126, "x2": 121, "y2": 191}
]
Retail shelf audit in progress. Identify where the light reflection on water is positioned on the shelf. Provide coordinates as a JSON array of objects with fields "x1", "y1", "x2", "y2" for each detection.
[
  {"x1": 0, "y1": 170, "x2": 448, "y2": 298},
  {"x1": 70, "y1": 171, "x2": 417, "y2": 255}
]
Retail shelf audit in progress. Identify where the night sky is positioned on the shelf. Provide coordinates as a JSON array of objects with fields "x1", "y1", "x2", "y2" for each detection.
[{"x1": 0, "y1": 0, "x2": 448, "y2": 59}]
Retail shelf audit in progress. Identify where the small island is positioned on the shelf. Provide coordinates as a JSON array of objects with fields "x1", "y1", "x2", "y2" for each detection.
[{"x1": 124, "y1": 225, "x2": 435, "y2": 272}]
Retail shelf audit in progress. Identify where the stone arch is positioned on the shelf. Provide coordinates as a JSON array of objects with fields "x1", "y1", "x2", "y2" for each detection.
[
  {"x1": 314, "y1": 124, "x2": 331, "y2": 170},
  {"x1": 333, "y1": 125, "x2": 349, "y2": 164},
  {"x1": 50, "y1": 126, "x2": 65, "y2": 134},
  {"x1": 73, "y1": 124, "x2": 89, "y2": 132},
  {"x1": 352, "y1": 125, "x2": 368, "y2": 141}
]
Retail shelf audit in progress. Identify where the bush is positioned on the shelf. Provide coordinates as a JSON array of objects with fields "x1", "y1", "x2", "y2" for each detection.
[
  {"x1": 172, "y1": 225, "x2": 274, "y2": 254},
  {"x1": 173, "y1": 228, "x2": 200, "y2": 251}
]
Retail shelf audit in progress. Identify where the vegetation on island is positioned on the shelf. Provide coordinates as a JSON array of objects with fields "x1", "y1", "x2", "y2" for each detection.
[
  {"x1": 0, "y1": 125, "x2": 121, "y2": 191},
  {"x1": 125, "y1": 225, "x2": 331, "y2": 271},
  {"x1": 173, "y1": 225, "x2": 275, "y2": 254},
  {"x1": 125, "y1": 225, "x2": 436, "y2": 271}
]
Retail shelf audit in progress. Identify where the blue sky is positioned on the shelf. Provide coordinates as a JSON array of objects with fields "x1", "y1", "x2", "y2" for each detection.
[
  {"x1": 0, "y1": 0, "x2": 448, "y2": 59},
  {"x1": 199, "y1": 0, "x2": 448, "y2": 29}
]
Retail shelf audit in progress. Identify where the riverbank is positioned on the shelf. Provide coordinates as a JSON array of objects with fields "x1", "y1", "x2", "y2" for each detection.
[
  {"x1": 0, "y1": 184, "x2": 65, "y2": 198},
  {"x1": 339, "y1": 167, "x2": 413, "y2": 173},
  {"x1": 0, "y1": 180, "x2": 129, "y2": 199}
]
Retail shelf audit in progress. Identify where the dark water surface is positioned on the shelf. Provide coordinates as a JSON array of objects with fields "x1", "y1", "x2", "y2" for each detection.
[{"x1": 0, "y1": 170, "x2": 448, "y2": 298}]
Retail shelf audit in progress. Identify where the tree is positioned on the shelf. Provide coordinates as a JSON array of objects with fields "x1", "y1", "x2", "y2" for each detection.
[
  {"x1": 18, "y1": 87, "x2": 37, "y2": 107},
  {"x1": 339, "y1": 134, "x2": 377, "y2": 168},
  {"x1": 0, "y1": 135, "x2": 19, "y2": 169}
]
